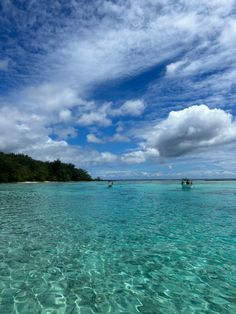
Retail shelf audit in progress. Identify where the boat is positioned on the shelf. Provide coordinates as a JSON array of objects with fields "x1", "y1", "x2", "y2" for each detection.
[{"x1": 181, "y1": 178, "x2": 192, "y2": 189}]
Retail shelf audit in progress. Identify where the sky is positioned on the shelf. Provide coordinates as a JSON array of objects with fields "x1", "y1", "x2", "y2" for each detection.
[{"x1": 1, "y1": 0, "x2": 236, "y2": 179}]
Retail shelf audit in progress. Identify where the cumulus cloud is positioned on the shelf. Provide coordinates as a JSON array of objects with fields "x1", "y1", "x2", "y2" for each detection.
[
  {"x1": 78, "y1": 111, "x2": 112, "y2": 127},
  {"x1": 19, "y1": 84, "x2": 80, "y2": 113},
  {"x1": 0, "y1": 103, "x2": 116, "y2": 167},
  {"x1": 87, "y1": 134, "x2": 103, "y2": 144},
  {"x1": 121, "y1": 147, "x2": 159, "y2": 164},
  {"x1": 77, "y1": 99, "x2": 144, "y2": 127},
  {"x1": 21, "y1": 139, "x2": 118, "y2": 167},
  {"x1": 54, "y1": 127, "x2": 78, "y2": 140},
  {"x1": 111, "y1": 133, "x2": 130, "y2": 143},
  {"x1": 113, "y1": 100, "x2": 145, "y2": 117},
  {"x1": 0, "y1": 106, "x2": 49, "y2": 152},
  {"x1": 142, "y1": 105, "x2": 236, "y2": 158},
  {"x1": 87, "y1": 132, "x2": 130, "y2": 144}
]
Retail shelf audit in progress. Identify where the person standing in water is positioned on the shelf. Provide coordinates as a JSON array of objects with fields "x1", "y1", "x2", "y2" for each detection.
[{"x1": 108, "y1": 181, "x2": 113, "y2": 188}]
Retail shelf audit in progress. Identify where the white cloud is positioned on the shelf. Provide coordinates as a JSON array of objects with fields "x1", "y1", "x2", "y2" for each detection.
[
  {"x1": 141, "y1": 105, "x2": 236, "y2": 158},
  {"x1": 76, "y1": 102, "x2": 112, "y2": 127},
  {"x1": 121, "y1": 147, "x2": 159, "y2": 164},
  {"x1": 219, "y1": 19, "x2": 236, "y2": 46},
  {"x1": 75, "y1": 99, "x2": 145, "y2": 127},
  {"x1": 3, "y1": 0, "x2": 236, "y2": 97},
  {"x1": 87, "y1": 132, "x2": 130, "y2": 144},
  {"x1": 112, "y1": 133, "x2": 130, "y2": 143},
  {"x1": 70, "y1": 1, "x2": 232, "y2": 90},
  {"x1": 87, "y1": 134, "x2": 103, "y2": 144},
  {"x1": 0, "y1": 106, "x2": 49, "y2": 152},
  {"x1": 5, "y1": 1, "x2": 236, "y2": 108},
  {"x1": 0, "y1": 104, "x2": 115, "y2": 167},
  {"x1": 118, "y1": 100, "x2": 145, "y2": 116},
  {"x1": 54, "y1": 127, "x2": 77, "y2": 140},
  {"x1": 84, "y1": 151, "x2": 118, "y2": 165},
  {"x1": 166, "y1": 60, "x2": 187, "y2": 76},
  {"x1": 59, "y1": 109, "x2": 72, "y2": 122},
  {"x1": 78, "y1": 111, "x2": 111, "y2": 127},
  {"x1": 19, "y1": 83, "x2": 80, "y2": 112},
  {"x1": 22, "y1": 140, "x2": 118, "y2": 167}
]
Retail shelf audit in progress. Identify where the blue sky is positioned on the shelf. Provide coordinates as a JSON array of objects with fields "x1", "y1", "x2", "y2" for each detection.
[{"x1": 1, "y1": 0, "x2": 236, "y2": 179}]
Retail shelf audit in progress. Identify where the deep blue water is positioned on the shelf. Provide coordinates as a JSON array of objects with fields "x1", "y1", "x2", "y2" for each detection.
[{"x1": 0, "y1": 181, "x2": 236, "y2": 313}]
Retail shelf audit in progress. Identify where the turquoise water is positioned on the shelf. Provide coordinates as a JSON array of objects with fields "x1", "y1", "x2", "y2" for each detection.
[{"x1": 0, "y1": 181, "x2": 236, "y2": 314}]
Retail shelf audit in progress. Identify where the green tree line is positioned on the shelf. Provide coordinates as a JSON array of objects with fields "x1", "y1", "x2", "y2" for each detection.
[{"x1": 0, "y1": 152, "x2": 92, "y2": 183}]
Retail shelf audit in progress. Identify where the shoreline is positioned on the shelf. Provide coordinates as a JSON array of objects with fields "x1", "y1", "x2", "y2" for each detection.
[{"x1": 0, "y1": 179, "x2": 236, "y2": 184}]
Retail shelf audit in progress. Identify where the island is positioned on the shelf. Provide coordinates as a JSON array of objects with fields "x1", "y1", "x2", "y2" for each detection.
[{"x1": 0, "y1": 152, "x2": 92, "y2": 183}]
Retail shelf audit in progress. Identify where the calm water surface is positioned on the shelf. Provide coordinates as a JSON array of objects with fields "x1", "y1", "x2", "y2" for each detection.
[{"x1": 0, "y1": 181, "x2": 236, "y2": 313}]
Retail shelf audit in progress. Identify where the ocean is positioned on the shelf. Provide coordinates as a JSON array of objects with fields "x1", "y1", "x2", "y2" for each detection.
[{"x1": 0, "y1": 181, "x2": 235, "y2": 313}]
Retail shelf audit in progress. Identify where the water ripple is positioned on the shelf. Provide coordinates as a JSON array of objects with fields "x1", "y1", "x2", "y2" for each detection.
[{"x1": 0, "y1": 182, "x2": 236, "y2": 313}]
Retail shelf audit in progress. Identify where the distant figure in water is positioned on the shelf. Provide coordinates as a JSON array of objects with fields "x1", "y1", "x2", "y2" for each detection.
[
  {"x1": 181, "y1": 178, "x2": 193, "y2": 189},
  {"x1": 108, "y1": 181, "x2": 113, "y2": 188}
]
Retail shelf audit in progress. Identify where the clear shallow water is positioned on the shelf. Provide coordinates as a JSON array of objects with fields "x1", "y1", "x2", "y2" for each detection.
[{"x1": 0, "y1": 181, "x2": 236, "y2": 314}]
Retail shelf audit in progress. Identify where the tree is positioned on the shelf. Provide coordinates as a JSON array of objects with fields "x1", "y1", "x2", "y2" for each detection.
[{"x1": 0, "y1": 152, "x2": 92, "y2": 183}]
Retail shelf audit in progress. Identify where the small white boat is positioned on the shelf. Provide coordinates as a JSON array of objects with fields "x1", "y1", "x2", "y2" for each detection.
[{"x1": 181, "y1": 178, "x2": 193, "y2": 189}]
